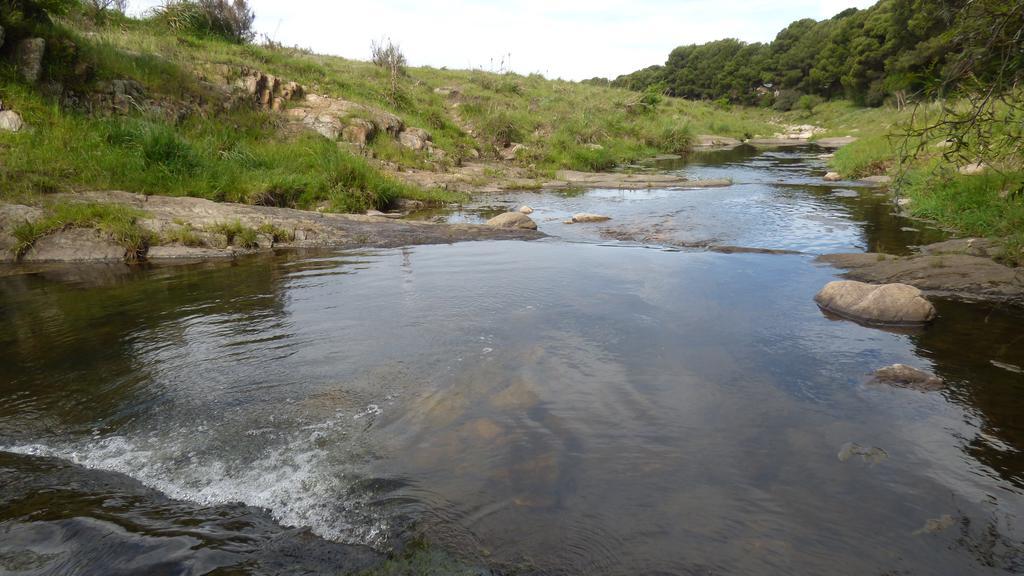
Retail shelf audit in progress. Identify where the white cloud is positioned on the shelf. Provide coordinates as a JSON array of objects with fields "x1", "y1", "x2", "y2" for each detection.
[{"x1": 129, "y1": 0, "x2": 878, "y2": 80}]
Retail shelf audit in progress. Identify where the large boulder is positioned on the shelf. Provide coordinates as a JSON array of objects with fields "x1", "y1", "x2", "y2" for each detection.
[
  {"x1": 486, "y1": 212, "x2": 537, "y2": 230},
  {"x1": 0, "y1": 110, "x2": 24, "y2": 132},
  {"x1": 398, "y1": 127, "x2": 431, "y2": 151},
  {"x1": 16, "y1": 38, "x2": 46, "y2": 84},
  {"x1": 870, "y1": 364, "x2": 944, "y2": 391},
  {"x1": 814, "y1": 280, "x2": 937, "y2": 325}
]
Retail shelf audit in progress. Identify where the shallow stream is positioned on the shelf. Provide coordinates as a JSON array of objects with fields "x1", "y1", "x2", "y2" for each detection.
[{"x1": 2, "y1": 145, "x2": 1023, "y2": 575}]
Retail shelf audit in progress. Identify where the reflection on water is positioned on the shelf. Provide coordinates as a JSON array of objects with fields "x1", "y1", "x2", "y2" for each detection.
[{"x1": 1, "y1": 146, "x2": 1023, "y2": 576}]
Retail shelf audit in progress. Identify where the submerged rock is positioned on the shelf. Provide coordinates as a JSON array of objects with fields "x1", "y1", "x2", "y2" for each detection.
[
  {"x1": 571, "y1": 213, "x2": 611, "y2": 223},
  {"x1": 871, "y1": 364, "x2": 944, "y2": 391},
  {"x1": 913, "y1": 515, "x2": 956, "y2": 535},
  {"x1": 838, "y1": 442, "x2": 888, "y2": 464},
  {"x1": 486, "y1": 212, "x2": 537, "y2": 230},
  {"x1": 814, "y1": 280, "x2": 937, "y2": 325}
]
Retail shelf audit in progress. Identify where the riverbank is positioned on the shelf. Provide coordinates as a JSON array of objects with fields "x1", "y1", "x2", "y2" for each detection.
[{"x1": 0, "y1": 191, "x2": 543, "y2": 266}]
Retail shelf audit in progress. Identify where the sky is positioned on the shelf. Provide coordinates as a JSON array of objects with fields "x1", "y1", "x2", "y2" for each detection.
[{"x1": 130, "y1": 0, "x2": 877, "y2": 80}]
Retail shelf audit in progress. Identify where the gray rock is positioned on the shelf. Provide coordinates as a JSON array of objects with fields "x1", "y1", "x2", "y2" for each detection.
[
  {"x1": 571, "y1": 213, "x2": 611, "y2": 223},
  {"x1": 871, "y1": 364, "x2": 944, "y2": 391},
  {"x1": 22, "y1": 228, "x2": 126, "y2": 262},
  {"x1": 342, "y1": 118, "x2": 376, "y2": 146},
  {"x1": 16, "y1": 38, "x2": 46, "y2": 84},
  {"x1": 486, "y1": 212, "x2": 537, "y2": 230},
  {"x1": 146, "y1": 245, "x2": 236, "y2": 259},
  {"x1": 0, "y1": 204, "x2": 44, "y2": 261},
  {"x1": 0, "y1": 110, "x2": 24, "y2": 132},
  {"x1": 958, "y1": 162, "x2": 986, "y2": 176},
  {"x1": 398, "y1": 127, "x2": 431, "y2": 151},
  {"x1": 814, "y1": 280, "x2": 937, "y2": 325},
  {"x1": 860, "y1": 175, "x2": 893, "y2": 185}
]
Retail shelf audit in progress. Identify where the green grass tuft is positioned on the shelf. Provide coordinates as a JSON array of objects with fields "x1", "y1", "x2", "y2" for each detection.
[{"x1": 12, "y1": 202, "x2": 150, "y2": 261}]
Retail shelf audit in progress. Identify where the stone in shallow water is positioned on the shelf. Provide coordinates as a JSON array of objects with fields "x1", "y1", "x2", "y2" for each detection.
[
  {"x1": 519, "y1": 206, "x2": 534, "y2": 214},
  {"x1": 814, "y1": 280, "x2": 936, "y2": 326},
  {"x1": 571, "y1": 213, "x2": 611, "y2": 223},
  {"x1": 913, "y1": 514, "x2": 956, "y2": 535},
  {"x1": 871, "y1": 364, "x2": 944, "y2": 391},
  {"x1": 486, "y1": 212, "x2": 537, "y2": 230},
  {"x1": 838, "y1": 442, "x2": 888, "y2": 464},
  {"x1": 823, "y1": 171, "x2": 842, "y2": 182}
]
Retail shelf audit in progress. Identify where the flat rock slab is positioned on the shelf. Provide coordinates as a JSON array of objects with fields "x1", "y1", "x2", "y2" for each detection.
[
  {"x1": 693, "y1": 135, "x2": 743, "y2": 149},
  {"x1": 549, "y1": 171, "x2": 731, "y2": 190},
  {"x1": 816, "y1": 136, "x2": 858, "y2": 148},
  {"x1": 22, "y1": 228, "x2": 126, "y2": 262},
  {"x1": 814, "y1": 280, "x2": 937, "y2": 326},
  {"x1": 818, "y1": 250, "x2": 1024, "y2": 304},
  {"x1": 1, "y1": 192, "x2": 545, "y2": 265}
]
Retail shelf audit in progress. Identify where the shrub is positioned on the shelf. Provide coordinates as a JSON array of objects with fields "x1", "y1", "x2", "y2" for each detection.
[
  {"x1": 151, "y1": 0, "x2": 255, "y2": 43},
  {"x1": 772, "y1": 89, "x2": 802, "y2": 112},
  {"x1": 796, "y1": 94, "x2": 823, "y2": 112}
]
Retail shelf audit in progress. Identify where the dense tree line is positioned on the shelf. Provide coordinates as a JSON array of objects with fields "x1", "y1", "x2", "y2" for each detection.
[{"x1": 612, "y1": 0, "x2": 983, "y2": 109}]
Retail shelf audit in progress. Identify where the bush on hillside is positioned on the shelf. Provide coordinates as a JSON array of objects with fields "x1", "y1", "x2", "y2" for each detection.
[{"x1": 152, "y1": 0, "x2": 255, "y2": 43}]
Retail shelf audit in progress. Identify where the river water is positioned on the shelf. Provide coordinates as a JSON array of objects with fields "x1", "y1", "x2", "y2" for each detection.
[{"x1": 2, "y1": 145, "x2": 1023, "y2": 575}]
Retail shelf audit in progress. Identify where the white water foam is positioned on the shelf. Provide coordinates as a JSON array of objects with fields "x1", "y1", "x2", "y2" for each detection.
[{"x1": 2, "y1": 412, "x2": 388, "y2": 546}]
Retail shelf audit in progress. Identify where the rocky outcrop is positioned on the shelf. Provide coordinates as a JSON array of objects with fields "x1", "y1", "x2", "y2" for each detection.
[
  {"x1": 87, "y1": 79, "x2": 145, "y2": 114},
  {"x1": 0, "y1": 110, "x2": 24, "y2": 132},
  {"x1": 570, "y1": 213, "x2": 611, "y2": 223},
  {"x1": 814, "y1": 280, "x2": 937, "y2": 325},
  {"x1": 286, "y1": 94, "x2": 404, "y2": 146},
  {"x1": 870, "y1": 364, "x2": 944, "y2": 391},
  {"x1": 398, "y1": 127, "x2": 431, "y2": 151},
  {"x1": 235, "y1": 68, "x2": 304, "y2": 111},
  {"x1": 818, "y1": 240, "x2": 1024, "y2": 303},
  {"x1": 486, "y1": 212, "x2": 538, "y2": 230},
  {"x1": 16, "y1": 38, "x2": 45, "y2": 83},
  {"x1": 0, "y1": 192, "x2": 544, "y2": 264}
]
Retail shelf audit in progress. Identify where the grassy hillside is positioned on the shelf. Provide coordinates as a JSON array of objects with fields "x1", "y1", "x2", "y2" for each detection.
[{"x1": 0, "y1": 10, "x2": 775, "y2": 213}]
